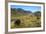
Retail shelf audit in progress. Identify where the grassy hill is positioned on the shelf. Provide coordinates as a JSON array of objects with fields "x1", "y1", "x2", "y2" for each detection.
[{"x1": 11, "y1": 8, "x2": 41, "y2": 28}]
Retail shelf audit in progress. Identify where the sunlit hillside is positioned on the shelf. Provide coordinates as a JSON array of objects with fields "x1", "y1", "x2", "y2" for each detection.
[{"x1": 11, "y1": 8, "x2": 41, "y2": 28}]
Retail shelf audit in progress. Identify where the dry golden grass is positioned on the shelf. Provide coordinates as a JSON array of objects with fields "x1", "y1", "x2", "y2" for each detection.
[{"x1": 11, "y1": 14, "x2": 41, "y2": 28}]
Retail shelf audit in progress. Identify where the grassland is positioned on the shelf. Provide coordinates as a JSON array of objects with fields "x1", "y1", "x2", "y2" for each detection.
[
  {"x1": 11, "y1": 8, "x2": 41, "y2": 29},
  {"x1": 11, "y1": 14, "x2": 41, "y2": 28}
]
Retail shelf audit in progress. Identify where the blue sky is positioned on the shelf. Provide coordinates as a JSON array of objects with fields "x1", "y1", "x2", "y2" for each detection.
[{"x1": 11, "y1": 5, "x2": 41, "y2": 12}]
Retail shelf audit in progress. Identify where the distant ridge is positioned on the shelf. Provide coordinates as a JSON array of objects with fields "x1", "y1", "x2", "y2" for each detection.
[{"x1": 11, "y1": 8, "x2": 32, "y2": 15}]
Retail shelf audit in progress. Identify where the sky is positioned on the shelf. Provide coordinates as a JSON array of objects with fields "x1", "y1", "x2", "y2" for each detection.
[{"x1": 11, "y1": 5, "x2": 41, "y2": 12}]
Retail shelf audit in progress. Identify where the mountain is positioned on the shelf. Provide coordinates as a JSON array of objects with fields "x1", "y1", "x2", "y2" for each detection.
[
  {"x1": 11, "y1": 8, "x2": 41, "y2": 17},
  {"x1": 11, "y1": 8, "x2": 32, "y2": 15}
]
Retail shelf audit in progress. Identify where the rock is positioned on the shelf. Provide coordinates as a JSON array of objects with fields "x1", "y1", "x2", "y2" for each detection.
[{"x1": 14, "y1": 19, "x2": 21, "y2": 25}]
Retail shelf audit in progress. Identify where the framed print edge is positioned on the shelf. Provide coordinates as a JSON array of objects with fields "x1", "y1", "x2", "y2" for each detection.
[
  {"x1": 5, "y1": 1, "x2": 45, "y2": 33},
  {"x1": 5, "y1": 0, "x2": 8, "y2": 34}
]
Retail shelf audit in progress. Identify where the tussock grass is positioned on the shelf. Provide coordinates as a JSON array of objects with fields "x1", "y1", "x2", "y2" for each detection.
[{"x1": 11, "y1": 14, "x2": 41, "y2": 28}]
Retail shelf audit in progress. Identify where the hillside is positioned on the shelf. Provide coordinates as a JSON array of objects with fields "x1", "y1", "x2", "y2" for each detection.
[
  {"x1": 11, "y1": 8, "x2": 32, "y2": 15},
  {"x1": 11, "y1": 8, "x2": 41, "y2": 28}
]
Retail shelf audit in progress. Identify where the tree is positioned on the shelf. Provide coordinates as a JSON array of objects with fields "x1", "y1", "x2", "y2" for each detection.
[
  {"x1": 34, "y1": 11, "x2": 41, "y2": 19},
  {"x1": 11, "y1": 8, "x2": 16, "y2": 11},
  {"x1": 34, "y1": 11, "x2": 41, "y2": 16},
  {"x1": 11, "y1": 8, "x2": 17, "y2": 15}
]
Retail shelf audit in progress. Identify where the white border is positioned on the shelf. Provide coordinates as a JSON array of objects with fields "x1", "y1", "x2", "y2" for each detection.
[{"x1": 8, "y1": 2, "x2": 44, "y2": 32}]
